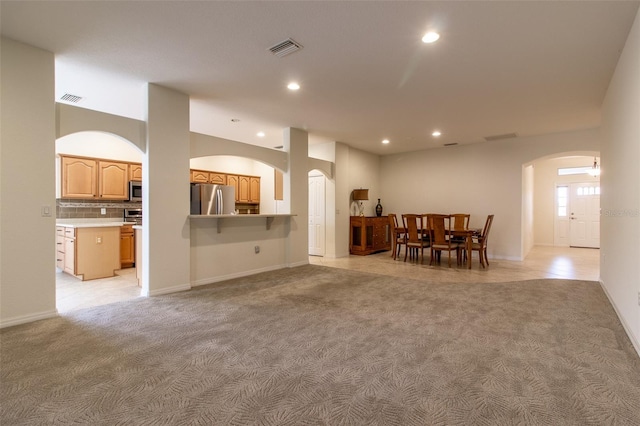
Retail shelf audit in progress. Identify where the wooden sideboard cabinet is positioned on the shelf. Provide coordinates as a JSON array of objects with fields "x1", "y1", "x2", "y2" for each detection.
[{"x1": 349, "y1": 216, "x2": 390, "y2": 255}]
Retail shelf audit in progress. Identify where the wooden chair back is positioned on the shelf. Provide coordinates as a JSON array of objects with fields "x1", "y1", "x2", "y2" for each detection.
[
  {"x1": 402, "y1": 214, "x2": 422, "y2": 244},
  {"x1": 479, "y1": 214, "x2": 495, "y2": 246},
  {"x1": 429, "y1": 214, "x2": 451, "y2": 245},
  {"x1": 451, "y1": 214, "x2": 470, "y2": 231}
]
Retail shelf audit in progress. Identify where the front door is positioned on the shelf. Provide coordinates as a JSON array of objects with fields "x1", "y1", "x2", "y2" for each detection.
[{"x1": 569, "y1": 182, "x2": 600, "y2": 248}]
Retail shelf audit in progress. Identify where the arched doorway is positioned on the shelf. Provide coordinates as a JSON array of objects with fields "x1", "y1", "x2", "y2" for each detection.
[
  {"x1": 55, "y1": 131, "x2": 143, "y2": 312},
  {"x1": 522, "y1": 151, "x2": 600, "y2": 274}
]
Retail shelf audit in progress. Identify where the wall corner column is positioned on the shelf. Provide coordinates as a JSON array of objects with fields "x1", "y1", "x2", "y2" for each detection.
[
  {"x1": 284, "y1": 128, "x2": 309, "y2": 267},
  {"x1": 142, "y1": 83, "x2": 191, "y2": 296}
]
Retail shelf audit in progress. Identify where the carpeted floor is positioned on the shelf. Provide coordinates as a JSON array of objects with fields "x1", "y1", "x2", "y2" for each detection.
[{"x1": 2, "y1": 265, "x2": 640, "y2": 425}]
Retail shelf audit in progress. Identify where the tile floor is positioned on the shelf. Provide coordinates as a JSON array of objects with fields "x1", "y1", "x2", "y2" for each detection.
[{"x1": 56, "y1": 246, "x2": 600, "y2": 312}]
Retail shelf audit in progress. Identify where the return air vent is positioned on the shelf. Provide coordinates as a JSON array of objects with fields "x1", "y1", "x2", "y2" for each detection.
[
  {"x1": 443, "y1": 143, "x2": 458, "y2": 147},
  {"x1": 268, "y1": 38, "x2": 303, "y2": 57},
  {"x1": 484, "y1": 132, "x2": 518, "y2": 142},
  {"x1": 60, "y1": 93, "x2": 82, "y2": 103}
]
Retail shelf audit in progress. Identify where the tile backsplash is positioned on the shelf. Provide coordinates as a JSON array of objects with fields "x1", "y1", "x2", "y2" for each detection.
[{"x1": 56, "y1": 199, "x2": 142, "y2": 219}]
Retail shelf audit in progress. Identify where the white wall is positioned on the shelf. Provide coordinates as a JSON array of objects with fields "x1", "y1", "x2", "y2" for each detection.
[
  {"x1": 347, "y1": 147, "x2": 381, "y2": 217},
  {"x1": 56, "y1": 131, "x2": 143, "y2": 162},
  {"x1": 600, "y1": 7, "x2": 640, "y2": 355},
  {"x1": 190, "y1": 217, "x2": 288, "y2": 285},
  {"x1": 532, "y1": 155, "x2": 600, "y2": 246},
  {"x1": 1, "y1": 38, "x2": 57, "y2": 327},
  {"x1": 522, "y1": 164, "x2": 534, "y2": 257},
  {"x1": 380, "y1": 128, "x2": 600, "y2": 260}
]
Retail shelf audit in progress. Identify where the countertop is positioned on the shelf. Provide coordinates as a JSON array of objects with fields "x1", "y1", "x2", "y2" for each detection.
[{"x1": 56, "y1": 219, "x2": 134, "y2": 228}]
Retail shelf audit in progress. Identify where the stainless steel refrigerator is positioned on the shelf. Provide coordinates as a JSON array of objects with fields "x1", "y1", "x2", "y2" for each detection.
[{"x1": 190, "y1": 184, "x2": 236, "y2": 215}]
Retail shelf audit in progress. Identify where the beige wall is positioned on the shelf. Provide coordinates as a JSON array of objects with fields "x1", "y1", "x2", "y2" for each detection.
[
  {"x1": 380, "y1": 128, "x2": 600, "y2": 260},
  {"x1": 600, "y1": 7, "x2": 640, "y2": 355},
  {"x1": 1, "y1": 38, "x2": 57, "y2": 327}
]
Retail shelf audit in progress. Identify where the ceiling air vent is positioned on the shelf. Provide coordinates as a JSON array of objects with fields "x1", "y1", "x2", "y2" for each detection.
[
  {"x1": 484, "y1": 132, "x2": 518, "y2": 142},
  {"x1": 443, "y1": 142, "x2": 458, "y2": 147},
  {"x1": 268, "y1": 38, "x2": 303, "y2": 57},
  {"x1": 60, "y1": 93, "x2": 82, "y2": 103}
]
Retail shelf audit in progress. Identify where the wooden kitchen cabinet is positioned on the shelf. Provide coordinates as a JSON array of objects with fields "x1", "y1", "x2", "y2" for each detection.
[
  {"x1": 98, "y1": 160, "x2": 129, "y2": 200},
  {"x1": 62, "y1": 227, "x2": 76, "y2": 275},
  {"x1": 349, "y1": 216, "x2": 390, "y2": 255},
  {"x1": 57, "y1": 225, "x2": 121, "y2": 280},
  {"x1": 60, "y1": 155, "x2": 130, "y2": 200},
  {"x1": 120, "y1": 225, "x2": 135, "y2": 268},
  {"x1": 190, "y1": 169, "x2": 210, "y2": 183},
  {"x1": 129, "y1": 163, "x2": 143, "y2": 182},
  {"x1": 249, "y1": 176, "x2": 260, "y2": 203},
  {"x1": 56, "y1": 227, "x2": 65, "y2": 270},
  {"x1": 61, "y1": 156, "x2": 98, "y2": 198},
  {"x1": 238, "y1": 175, "x2": 251, "y2": 202},
  {"x1": 227, "y1": 174, "x2": 239, "y2": 201},
  {"x1": 209, "y1": 172, "x2": 226, "y2": 185}
]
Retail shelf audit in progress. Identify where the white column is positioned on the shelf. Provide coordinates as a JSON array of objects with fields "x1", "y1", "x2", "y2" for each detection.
[
  {"x1": 0, "y1": 38, "x2": 57, "y2": 327},
  {"x1": 334, "y1": 142, "x2": 351, "y2": 257},
  {"x1": 284, "y1": 128, "x2": 309, "y2": 267},
  {"x1": 142, "y1": 84, "x2": 191, "y2": 296}
]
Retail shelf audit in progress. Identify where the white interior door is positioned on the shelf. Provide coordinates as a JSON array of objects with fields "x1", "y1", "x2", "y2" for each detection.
[
  {"x1": 308, "y1": 175, "x2": 325, "y2": 256},
  {"x1": 569, "y1": 182, "x2": 600, "y2": 248}
]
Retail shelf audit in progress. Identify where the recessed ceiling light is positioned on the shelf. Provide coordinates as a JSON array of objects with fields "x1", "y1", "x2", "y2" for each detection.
[
  {"x1": 287, "y1": 82, "x2": 300, "y2": 91},
  {"x1": 257, "y1": 132, "x2": 265, "y2": 137},
  {"x1": 382, "y1": 139, "x2": 390, "y2": 144},
  {"x1": 432, "y1": 131, "x2": 442, "y2": 137},
  {"x1": 422, "y1": 32, "x2": 440, "y2": 43}
]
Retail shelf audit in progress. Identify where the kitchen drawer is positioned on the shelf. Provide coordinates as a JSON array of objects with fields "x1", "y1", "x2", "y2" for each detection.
[
  {"x1": 64, "y1": 228, "x2": 76, "y2": 238},
  {"x1": 56, "y1": 226, "x2": 65, "y2": 236}
]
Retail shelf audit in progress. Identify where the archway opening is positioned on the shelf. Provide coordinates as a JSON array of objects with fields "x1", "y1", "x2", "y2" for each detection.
[{"x1": 55, "y1": 131, "x2": 144, "y2": 312}]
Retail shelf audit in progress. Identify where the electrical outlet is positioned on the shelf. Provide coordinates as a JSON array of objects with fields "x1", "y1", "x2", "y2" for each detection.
[
  {"x1": 100, "y1": 208, "x2": 106, "y2": 215},
  {"x1": 255, "y1": 245, "x2": 260, "y2": 254},
  {"x1": 96, "y1": 237, "x2": 102, "y2": 244},
  {"x1": 41, "y1": 205, "x2": 52, "y2": 217}
]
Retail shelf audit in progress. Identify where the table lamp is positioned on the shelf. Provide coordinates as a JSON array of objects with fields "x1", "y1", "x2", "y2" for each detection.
[{"x1": 352, "y1": 189, "x2": 369, "y2": 216}]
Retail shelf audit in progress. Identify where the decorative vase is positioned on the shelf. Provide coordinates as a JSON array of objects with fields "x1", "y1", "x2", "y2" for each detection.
[{"x1": 375, "y1": 199, "x2": 383, "y2": 217}]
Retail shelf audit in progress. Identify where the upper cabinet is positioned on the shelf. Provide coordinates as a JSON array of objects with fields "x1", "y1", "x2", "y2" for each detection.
[
  {"x1": 98, "y1": 161, "x2": 128, "y2": 200},
  {"x1": 190, "y1": 169, "x2": 210, "y2": 183},
  {"x1": 61, "y1": 156, "x2": 98, "y2": 198},
  {"x1": 249, "y1": 176, "x2": 260, "y2": 203},
  {"x1": 191, "y1": 171, "x2": 259, "y2": 204},
  {"x1": 60, "y1": 155, "x2": 133, "y2": 200},
  {"x1": 129, "y1": 163, "x2": 143, "y2": 182}
]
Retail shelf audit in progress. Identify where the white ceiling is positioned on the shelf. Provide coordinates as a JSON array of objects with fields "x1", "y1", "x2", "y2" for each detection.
[{"x1": 1, "y1": 1, "x2": 638, "y2": 155}]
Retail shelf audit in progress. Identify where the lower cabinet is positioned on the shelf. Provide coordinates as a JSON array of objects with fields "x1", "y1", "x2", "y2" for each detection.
[
  {"x1": 349, "y1": 216, "x2": 390, "y2": 255},
  {"x1": 56, "y1": 225, "x2": 121, "y2": 280},
  {"x1": 120, "y1": 225, "x2": 135, "y2": 268}
]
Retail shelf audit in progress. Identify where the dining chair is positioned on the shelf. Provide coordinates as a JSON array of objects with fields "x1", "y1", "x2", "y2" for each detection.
[
  {"x1": 402, "y1": 214, "x2": 430, "y2": 263},
  {"x1": 429, "y1": 214, "x2": 462, "y2": 267},
  {"x1": 388, "y1": 213, "x2": 406, "y2": 260},
  {"x1": 471, "y1": 214, "x2": 494, "y2": 268},
  {"x1": 451, "y1": 213, "x2": 471, "y2": 259}
]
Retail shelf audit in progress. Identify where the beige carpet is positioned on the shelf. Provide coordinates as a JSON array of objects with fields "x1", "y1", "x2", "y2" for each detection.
[{"x1": 2, "y1": 265, "x2": 640, "y2": 425}]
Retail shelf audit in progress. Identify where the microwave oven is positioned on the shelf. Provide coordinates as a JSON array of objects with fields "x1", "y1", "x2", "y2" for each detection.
[{"x1": 129, "y1": 180, "x2": 142, "y2": 202}]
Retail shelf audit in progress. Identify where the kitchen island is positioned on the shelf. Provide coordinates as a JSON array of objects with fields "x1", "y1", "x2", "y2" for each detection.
[{"x1": 56, "y1": 220, "x2": 125, "y2": 281}]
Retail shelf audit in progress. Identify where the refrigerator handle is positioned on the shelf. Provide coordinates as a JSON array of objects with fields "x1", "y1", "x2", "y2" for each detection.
[{"x1": 217, "y1": 188, "x2": 223, "y2": 215}]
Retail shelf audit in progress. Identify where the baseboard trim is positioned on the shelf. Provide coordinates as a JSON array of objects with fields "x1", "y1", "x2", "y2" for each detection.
[
  {"x1": 288, "y1": 260, "x2": 309, "y2": 268},
  {"x1": 191, "y1": 264, "x2": 288, "y2": 287},
  {"x1": 599, "y1": 279, "x2": 640, "y2": 359},
  {"x1": 0, "y1": 309, "x2": 59, "y2": 329},
  {"x1": 144, "y1": 283, "x2": 191, "y2": 297}
]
